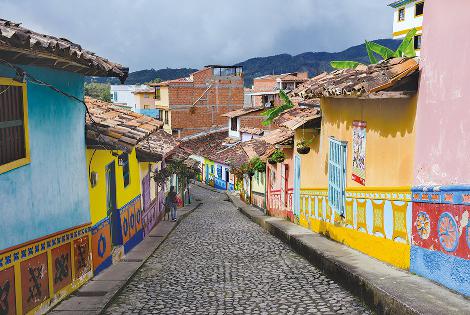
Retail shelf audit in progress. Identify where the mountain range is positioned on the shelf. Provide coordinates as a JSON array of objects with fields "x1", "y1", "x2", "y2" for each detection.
[{"x1": 86, "y1": 39, "x2": 400, "y2": 87}]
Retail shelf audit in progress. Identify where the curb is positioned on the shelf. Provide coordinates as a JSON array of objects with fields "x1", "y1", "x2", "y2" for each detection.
[
  {"x1": 226, "y1": 193, "x2": 469, "y2": 315},
  {"x1": 49, "y1": 201, "x2": 202, "y2": 314}
]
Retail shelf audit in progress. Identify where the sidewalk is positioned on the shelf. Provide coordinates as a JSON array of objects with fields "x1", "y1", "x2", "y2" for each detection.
[
  {"x1": 49, "y1": 201, "x2": 202, "y2": 314},
  {"x1": 227, "y1": 193, "x2": 469, "y2": 315}
]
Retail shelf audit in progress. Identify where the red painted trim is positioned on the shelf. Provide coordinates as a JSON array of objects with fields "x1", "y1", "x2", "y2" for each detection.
[
  {"x1": 270, "y1": 189, "x2": 282, "y2": 193},
  {"x1": 0, "y1": 222, "x2": 91, "y2": 255}
]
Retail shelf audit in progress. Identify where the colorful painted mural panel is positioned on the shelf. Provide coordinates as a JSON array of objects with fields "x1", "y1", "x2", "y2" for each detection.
[
  {"x1": 73, "y1": 236, "x2": 91, "y2": 280},
  {"x1": 351, "y1": 120, "x2": 366, "y2": 186},
  {"x1": 51, "y1": 243, "x2": 72, "y2": 293},
  {"x1": 91, "y1": 219, "x2": 112, "y2": 273},
  {"x1": 20, "y1": 252, "x2": 49, "y2": 313},
  {"x1": 412, "y1": 202, "x2": 469, "y2": 260},
  {"x1": 0, "y1": 267, "x2": 16, "y2": 315}
]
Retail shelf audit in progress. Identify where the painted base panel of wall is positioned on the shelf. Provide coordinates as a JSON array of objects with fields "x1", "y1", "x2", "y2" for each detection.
[
  {"x1": 0, "y1": 224, "x2": 92, "y2": 315},
  {"x1": 410, "y1": 245, "x2": 469, "y2": 296}
]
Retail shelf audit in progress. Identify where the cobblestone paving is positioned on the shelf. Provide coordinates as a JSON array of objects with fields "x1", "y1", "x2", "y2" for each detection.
[{"x1": 104, "y1": 185, "x2": 371, "y2": 314}]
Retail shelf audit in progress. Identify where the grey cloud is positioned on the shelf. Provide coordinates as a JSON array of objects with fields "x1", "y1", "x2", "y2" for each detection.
[{"x1": 2, "y1": 0, "x2": 392, "y2": 71}]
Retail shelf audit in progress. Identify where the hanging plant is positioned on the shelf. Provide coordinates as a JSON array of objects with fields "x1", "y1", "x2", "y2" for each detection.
[
  {"x1": 297, "y1": 138, "x2": 313, "y2": 155},
  {"x1": 268, "y1": 149, "x2": 285, "y2": 164},
  {"x1": 239, "y1": 162, "x2": 254, "y2": 177},
  {"x1": 250, "y1": 157, "x2": 266, "y2": 173}
]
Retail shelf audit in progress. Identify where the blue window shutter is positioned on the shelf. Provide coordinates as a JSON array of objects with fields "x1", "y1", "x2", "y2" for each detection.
[{"x1": 328, "y1": 138, "x2": 347, "y2": 216}]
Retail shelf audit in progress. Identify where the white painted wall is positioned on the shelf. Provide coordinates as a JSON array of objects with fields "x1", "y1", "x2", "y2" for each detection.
[
  {"x1": 228, "y1": 117, "x2": 240, "y2": 138},
  {"x1": 110, "y1": 84, "x2": 147, "y2": 111},
  {"x1": 392, "y1": 1, "x2": 423, "y2": 38}
]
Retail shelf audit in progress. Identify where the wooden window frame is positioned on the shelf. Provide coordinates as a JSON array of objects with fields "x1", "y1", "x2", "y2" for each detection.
[
  {"x1": 398, "y1": 7, "x2": 405, "y2": 22},
  {"x1": 415, "y1": 1, "x2": 424, "y2": 17},
  {"x1": 0, "y1": 77, "x2": 30, "y2": 175}
]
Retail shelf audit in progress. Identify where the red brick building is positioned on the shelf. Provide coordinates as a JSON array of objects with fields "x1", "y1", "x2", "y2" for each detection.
[
  {"x1": 151, "y1": 65, "x2": 244, "y2": 138},
  {"x1": 247, "y1": 72, "x2": 309, "y2": 108}
]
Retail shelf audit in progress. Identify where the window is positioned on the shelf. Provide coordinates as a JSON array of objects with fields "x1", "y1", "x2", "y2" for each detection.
[
  {"x1": 211, "y1": 165, "x2": 214, "y2": 174},
  {"x1": 414, "y1": 35, "x2": 422, "y2": 50},
  {"x1": 230, "y1": 117, "x2": 238, "y2": 131},
  {"x1": 113, "y1": 91, "x2": 118, "y2": 101},
  {"x1": 143, "y1": 94, "x2": 149, "y2": 99},
  {"x1": 415, "y1": 2, "x2": 424, "y2": 16},
  {"x1": 328, "y1": 137, "x2": 347, "y2": 216},
  {"x1": 155, "y1": 88, "x2": 160, "y2": 100},
  {"x1": 164, "y1": 110, "x2": 169, "y2": 125},
  {"x1": 0, "y1": 78, "x2": 30, "y2": 174},
  {"x1": 120, "y1": 153, "x2": 130, "y2": 187},
  {"x1": 398, "y1": 8, "x2": 405, "y2": 21}
]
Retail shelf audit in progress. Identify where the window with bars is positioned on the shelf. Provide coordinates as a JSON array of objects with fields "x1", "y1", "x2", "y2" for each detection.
[
  {"x1": 328, "y1": 137, "x2": 347, "y2": 216},
  {"x1": 120, "y1": 153, "x2": 130, "y2": 187},
  {"x1": 0, "y1": 79, "x2": 30, "y2": 174}
]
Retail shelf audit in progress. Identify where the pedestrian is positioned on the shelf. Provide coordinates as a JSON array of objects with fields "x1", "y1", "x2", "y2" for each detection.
[{"x1": 165, "y1": 186, "x2": 178, "y2": 221}]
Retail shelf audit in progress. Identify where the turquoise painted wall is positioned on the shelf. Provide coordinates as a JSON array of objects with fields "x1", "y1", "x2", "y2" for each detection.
[{"x1": 0, "y1": 64, "x2": 91, "y2": 250}]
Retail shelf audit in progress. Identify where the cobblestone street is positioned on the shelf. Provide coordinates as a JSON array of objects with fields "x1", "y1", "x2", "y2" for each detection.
[{"x1": 104, "y1": 186, "x2": 371, "y2": 314}]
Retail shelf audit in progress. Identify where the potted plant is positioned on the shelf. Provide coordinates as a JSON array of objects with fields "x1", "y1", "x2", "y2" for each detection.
[
  {"x1": 268, "y1": 149, "x2": 285, "y2": 164},
  {"x1": 250, "y1": 157, "x2": 266, "y2": 173},
  {"x1": 240, "y1": 162, "x2": 255, "y2": 177},
  {"x1": 297, "y1": 138, "x2": 313, "y2": 155}
]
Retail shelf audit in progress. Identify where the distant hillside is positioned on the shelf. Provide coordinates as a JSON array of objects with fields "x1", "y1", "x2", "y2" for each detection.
[
  {"x1": 86, "y1": 68, "x2": 198, "y2": 84},
  {"x1": 236, "y1": 39, "x2": 400, "y2": 86},
  {"x1": 86, "y1": 39, "x2": 399, "y2": 86}
]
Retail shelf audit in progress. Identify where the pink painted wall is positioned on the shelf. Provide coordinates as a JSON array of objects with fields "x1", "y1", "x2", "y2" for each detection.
[{"x1": 413, "y1": 0, "x2": 470, "y2": 185}]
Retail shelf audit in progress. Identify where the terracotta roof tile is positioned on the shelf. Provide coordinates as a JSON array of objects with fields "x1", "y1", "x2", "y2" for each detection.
[
  {"x1": 0, "y1": 19, "x2": 128, "y2": 81},
  {"x1": 85, "y1": 97, "x2": 163, "y2": 152},
  {"x1": 291, "y1": 57, "x2": 419, "y2": 99}
]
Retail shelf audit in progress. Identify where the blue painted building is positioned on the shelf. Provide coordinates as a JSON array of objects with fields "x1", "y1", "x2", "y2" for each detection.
[{"x1": 0, "y1": 19, "x2": 128, "y2": 314}]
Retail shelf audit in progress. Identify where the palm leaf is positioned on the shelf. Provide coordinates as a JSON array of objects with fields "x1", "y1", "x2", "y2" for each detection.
[
  {"x1": 262, "y1": 90, "x2": 294, "y2": 125},
  {"x1": 330, "y1": 61, "x2": 362, "y2": 69},
  {"x1": 395, "y1": 28, "x2": 417, "y2": 57},
  {"x1": 367, "y1": 41, "x2": 395, "y2": 60},
  {"x1": 365, "y1": 40, "x2": 378, "y2": 64}
]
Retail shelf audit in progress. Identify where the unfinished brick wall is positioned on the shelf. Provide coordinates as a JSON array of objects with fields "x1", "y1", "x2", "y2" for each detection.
[{"x1": 168, "y1": 70, "x2": 244, "y2": 137}]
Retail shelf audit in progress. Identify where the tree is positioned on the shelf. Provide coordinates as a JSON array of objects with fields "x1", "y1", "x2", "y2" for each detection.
[
  {"x1": 330, "y1": 28, "x2": 417, "y2": 70},
  {"x1": 84, "y1": 83, "x2": 111, "y2": 102},
  {"x1": 145, "y1": 78, "x2": 162, "y2": 84}
]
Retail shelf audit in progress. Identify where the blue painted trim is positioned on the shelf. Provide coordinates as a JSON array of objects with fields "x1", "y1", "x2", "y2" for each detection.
[
  {"x1": 124, "y1": 229, "x2": 144, "y2": 254},
  {"x1": 94, "y1": 255, "x2": 112, "y2": 275},
  {"x1": 388, "y1": 0, "x2": 414, "y2": 8},
  {"x1": 412, "y1": 185, "x2": 470, "y2": 205}
]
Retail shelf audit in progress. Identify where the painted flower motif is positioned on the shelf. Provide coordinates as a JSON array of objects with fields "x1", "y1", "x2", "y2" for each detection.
[
  {"x1": 438, "y1": 212, "x2": 459, "y2": 252},
  {"x1": 415, "y1": 211, "x2": 431, "y2": 239}
]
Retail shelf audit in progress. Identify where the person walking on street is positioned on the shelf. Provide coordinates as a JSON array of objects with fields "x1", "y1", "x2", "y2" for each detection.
[{"x1": 165, "y1": 186, "x2": 178, "y2": 221}]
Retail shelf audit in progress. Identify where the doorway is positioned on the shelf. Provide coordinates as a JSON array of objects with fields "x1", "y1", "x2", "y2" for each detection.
[{"x1": 106, "y1": 162, "x2": 122, "y2": 246}]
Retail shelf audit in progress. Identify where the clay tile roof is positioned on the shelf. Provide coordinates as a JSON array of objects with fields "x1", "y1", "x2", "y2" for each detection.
[
  {"x1": 291, "y1": 57, "x2": 419, "y2": 100},
  {"x1": 179, "y1": 128, "x2": 229, "y2": 158},
  {"x1": 85, "y1": 97, "x2": 163, "y2": 152},
  {"x1": 239, "y1": 127, "x2": 264, "y2": 135},
  {"x1": 260, "y1": 128, "x2": 295, "y2": 145},
  {"x1": 274, "y1": 106, "x2": 321, "y2": 130},
  {"x1": 220, "y1": 138, "x2": 275, "y2": 169},
  {"x1": 0, "y1": 19, "x2": 128, "y2": 82},
  {"x1": 222, "y1": 106, "x2": 265, "y2": 118},
  {"x1": 136, "y1": 129, "x2": 180, "y2": 162}
]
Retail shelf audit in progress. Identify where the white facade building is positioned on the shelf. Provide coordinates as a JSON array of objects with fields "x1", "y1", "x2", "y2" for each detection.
[
  {"x1": 389, "y1": 0, "x2": 424, "y2": 55},
  {"x1": 110, "y1": 84, "x2": 147, "y2": 111}
]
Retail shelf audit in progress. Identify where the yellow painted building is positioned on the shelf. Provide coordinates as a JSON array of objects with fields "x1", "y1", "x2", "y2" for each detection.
[
  {"x1": 152, "y1": 84, "x2": 172, "y2": 134},
  {"x1": 291, "y1": 57, "x2": 419, "y2": 269},
  {"x1": 87, "y1": 148, "x2": 144, "y2": 273}
]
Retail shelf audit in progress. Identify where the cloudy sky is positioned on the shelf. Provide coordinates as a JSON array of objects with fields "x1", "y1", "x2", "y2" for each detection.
[{"x1": 2, "y1": 0, "x2": 393, "y2": 72}]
